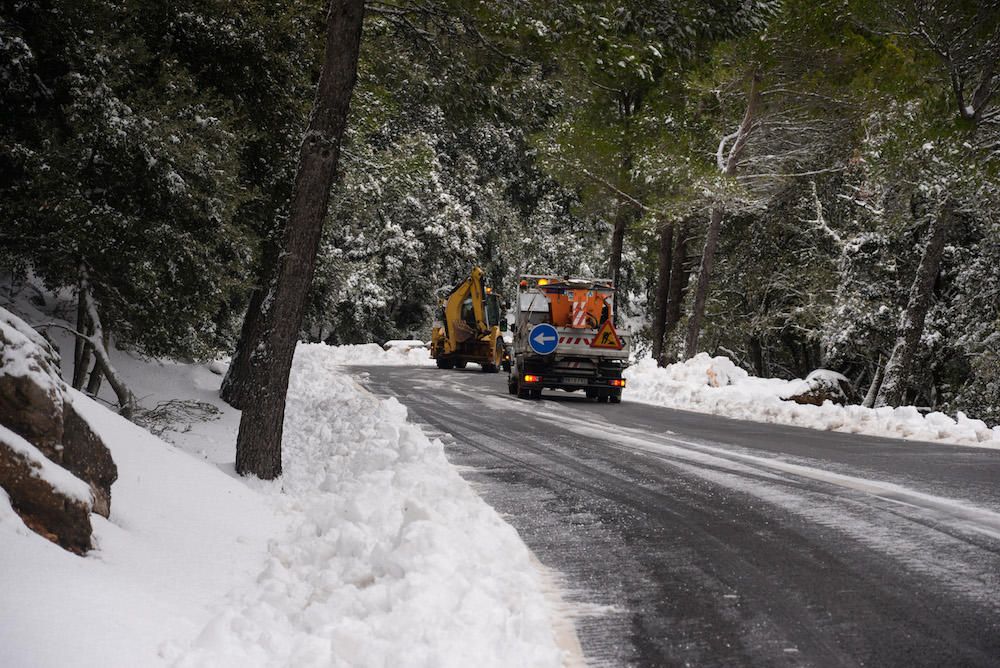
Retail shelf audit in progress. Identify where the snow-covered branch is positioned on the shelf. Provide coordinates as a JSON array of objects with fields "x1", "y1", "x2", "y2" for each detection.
[
  {"x1": 40, "y1": 268, "x2": 139, "y2": 418},
  {"x1": 737, "y1": 166, "x2": 845, "y2": 180},
  {"x1": 716, "y1": 130, "x2": 740, "y2": 173}
]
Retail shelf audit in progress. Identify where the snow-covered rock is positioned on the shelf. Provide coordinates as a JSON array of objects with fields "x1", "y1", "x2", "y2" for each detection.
[
  {"x1": 781, "y1": 369, "x2": 857, "y2": 406},
  {"x1": 0, "y1": 424, "x2": 94, "y2": 554},
  {"x1": 0, "y1": 307, "x2": 117, "y2": 550},
  {"x1": 0, "y1": 306, "x2": 65, "y2": 454}
]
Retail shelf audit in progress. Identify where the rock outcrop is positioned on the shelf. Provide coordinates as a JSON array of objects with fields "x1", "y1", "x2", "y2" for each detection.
[
  {"x1": 0, "y1": 425, "x2": 94, "y2": 554},
  {"x1": 0, "y1": 306, "x2": 118, "y2": 552},
  {"x1": 0, "y1": 312, "x2": 64, "y2": 453},
  {"x1": 782, "y1": 369, "x2": 858, "y2": 407},
  {"x1": 62, "y1": 403, "x2": 117, "y2": 517}
]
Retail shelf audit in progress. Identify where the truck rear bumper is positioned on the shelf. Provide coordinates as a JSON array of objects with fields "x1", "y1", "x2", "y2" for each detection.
[
  {"x1": 515, "y1": 353, "x2": 627, "y2": 392},
  {"x1": 525, "y1": 377, "x2": 624, "y2": 391}
]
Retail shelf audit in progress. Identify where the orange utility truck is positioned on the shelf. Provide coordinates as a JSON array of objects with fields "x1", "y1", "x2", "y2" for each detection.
[{"x1": 507, "y1": 275, "x2": 629, "y2": 402}]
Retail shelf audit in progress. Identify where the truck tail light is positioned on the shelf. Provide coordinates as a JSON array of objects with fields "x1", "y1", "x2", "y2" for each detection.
[
  {"x1": 523, "y1": 374, "x2": 542, "y2": 383},
  {"x1": 610, "y1": 379, "x2": 626, "y2": 387}
]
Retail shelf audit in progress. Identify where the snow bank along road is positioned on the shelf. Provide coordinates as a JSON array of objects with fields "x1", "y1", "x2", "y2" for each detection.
[{"x1": 358, "y1": 365, "x2": 1000, "y2": 667}]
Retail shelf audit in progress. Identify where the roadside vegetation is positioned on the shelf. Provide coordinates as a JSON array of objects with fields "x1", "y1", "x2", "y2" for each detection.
[{"x1": 2, "y1": 0, "x2": 998, "y2": 477}]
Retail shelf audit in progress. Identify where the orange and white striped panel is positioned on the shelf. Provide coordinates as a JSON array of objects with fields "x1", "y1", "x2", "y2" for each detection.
[{"x1": 571, "y1": 300, "x2": 588, "y2": 328}]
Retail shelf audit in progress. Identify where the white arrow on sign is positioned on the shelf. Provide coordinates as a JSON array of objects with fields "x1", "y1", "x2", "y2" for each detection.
[{"x1": 532, "y1": 331, "x2": 556, "y2": 345}]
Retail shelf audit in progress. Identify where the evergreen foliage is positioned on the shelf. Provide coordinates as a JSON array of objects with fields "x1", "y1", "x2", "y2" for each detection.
[{"x1": 1, "y1": 0, "x2": 997, "y2": 423}]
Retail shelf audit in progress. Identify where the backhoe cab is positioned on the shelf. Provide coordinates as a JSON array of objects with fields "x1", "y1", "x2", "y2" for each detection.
[{"x1": 430, "y1": 267, "x2": 508, "y2": 372}]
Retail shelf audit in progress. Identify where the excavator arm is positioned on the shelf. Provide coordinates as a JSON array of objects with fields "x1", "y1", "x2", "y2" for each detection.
[
  {"x1": 431, "y1": 266, "x2": 504, "y2": 372},
  {"x1": 441, "y1": 266, "x2": 491, "y2": 353}
]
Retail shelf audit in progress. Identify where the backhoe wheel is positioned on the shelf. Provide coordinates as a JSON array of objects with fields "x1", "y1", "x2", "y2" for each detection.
[
  {"x1": 436, "y1": 358, "x2": 454, "y2": 370},
  {"x1": 482, "y1": 343, "x2": 502, "y2": 373},
  {"x1": 454, "y1": 361, "x2": 467, "y2": 369}
]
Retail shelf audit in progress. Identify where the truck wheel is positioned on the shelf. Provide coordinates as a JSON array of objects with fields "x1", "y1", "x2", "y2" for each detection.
[
  {"x1": 436, "y1": 358, "x2": 454, "y2": 369},
  {"x1": 454, "y1": 361, "x2": 467, "y2": 369},
  {"x1": 597, "y1": 393, "x2": 609, "y2": 403},
  {"x1": 507, "y1": 375, "x2": 518, "y2": 395},
  {"x1": 516, "y1": 377, "x2": 531, "y2": 399},
  {"x1": 609, "y1": 391, "x2": 622, "y2": 404},
  {"x1": 530, "y1": 389, "x2": 542, "y2": 400}
]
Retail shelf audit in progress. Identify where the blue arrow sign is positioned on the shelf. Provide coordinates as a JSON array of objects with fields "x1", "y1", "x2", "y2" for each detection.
[{"x1": 528, "y1": 323, "x2": 559, "y2": 355}]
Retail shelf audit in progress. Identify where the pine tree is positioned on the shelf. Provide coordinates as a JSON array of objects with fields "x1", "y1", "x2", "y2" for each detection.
[{"x1": 235, "y1": 0, "x2": 366, "y2": 480}]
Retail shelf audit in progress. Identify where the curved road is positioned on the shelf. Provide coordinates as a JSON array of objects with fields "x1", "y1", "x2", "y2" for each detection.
[{"x1": 357, "y1": 366, "x2": 1000, "y2": 667}]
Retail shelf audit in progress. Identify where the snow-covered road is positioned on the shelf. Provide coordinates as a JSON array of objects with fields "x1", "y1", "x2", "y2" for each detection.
[
  {"x1": 361, "y1": 365, "x2": 1000, "y2": 667},
  {"x1": 4, "y1": 329, "x2": 999, "y2": 667}
]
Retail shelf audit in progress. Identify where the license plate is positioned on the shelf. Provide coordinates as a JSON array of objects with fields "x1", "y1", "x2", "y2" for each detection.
[{"x1": 562, "y1": 377, "x2": 587, "y2": 385}]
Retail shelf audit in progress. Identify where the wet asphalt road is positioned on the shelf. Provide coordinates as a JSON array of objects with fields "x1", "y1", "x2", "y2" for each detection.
[{"x1": 357, "y1": 365, "x2": 1000, "y2": 667}]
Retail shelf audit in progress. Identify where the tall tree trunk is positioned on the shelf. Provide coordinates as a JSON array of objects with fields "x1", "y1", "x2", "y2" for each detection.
[
  {"x1": 85, "y1": 358, "x2": 103, "y2": 396},
  {"x1": 658, "y1": 221, "x2": 690, "y2": 364},
  {"x1": 665, "y1": 220, "x2": 689, "y2": 334},
  {"x1": 219, "y1": 285, "x2": 267, "y2": 408},
  {"x1": 607, "y1": 94, "x2": 640, "y2": 296},
  {"x1": 72, "y1": 280, "x2": 90, "y2": 389},
  {"x1": 235, "y1": 0, "x2": 365, "y2": 480},
  {"x1": 650, "y1": 223, "x2": 674, "y2": 364},
  {"x1": 74, "y1": 344, "x2": 93, "y2": 391},
  {"x1": 684, "y1": 72, "x2": 761, "y2": 359},
  {"x1": 79, "y1": 273, "x2": 136, "y2": 417},
  {"x1": 85, "y1": 327, "x2": 111, "y2": 396},
  {"x1": 684, "y1": 206, "x2": 725, "y2": 359},
  {"x1": 863, "y1": 356, "x2": 885, "y2": 408},
  {"x1": 220, "y1": 240, "x2": 280, "y2": 409},
  {"x1": 749, "y1": 335, "x2": 765, "y2": 376},
  {"x1": 876, "y1": 201, "x2": 954, "y2": 408},
  {"x1": 608, "y1": 198, "x2": 629, "y2": 290}
]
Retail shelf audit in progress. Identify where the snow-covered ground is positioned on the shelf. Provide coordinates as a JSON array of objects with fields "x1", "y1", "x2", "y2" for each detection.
[
  {"x1": 624, "y1": 354, "x2": 1000, "y2": 448},
  {"x1": 0, "y1": 296, "x2": 566, "y2": 667}
]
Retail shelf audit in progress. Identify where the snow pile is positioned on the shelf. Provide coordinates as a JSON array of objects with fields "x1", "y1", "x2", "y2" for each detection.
[
  {"x1": 624, "y1": 354, "x2": 1000, "y2": 448},
  {"x1": 176, "y1": 343, "x2": 563, "y2": 667},
  {"x1": 318, "y1": 342, "x2": 436, "y2": 367},
  {"x1": 2, "y1": 320, "x2": 564, "y2": 666}
]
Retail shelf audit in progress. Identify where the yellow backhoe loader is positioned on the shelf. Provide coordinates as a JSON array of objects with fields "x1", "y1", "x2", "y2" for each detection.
[{"x1": 430, "y1": 267, "x2": 507, "y2": 372}]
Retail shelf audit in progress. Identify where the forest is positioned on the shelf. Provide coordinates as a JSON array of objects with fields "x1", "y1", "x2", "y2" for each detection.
[{"x1": 2, "y1": 0, "x2": 998, "y2": 447}]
